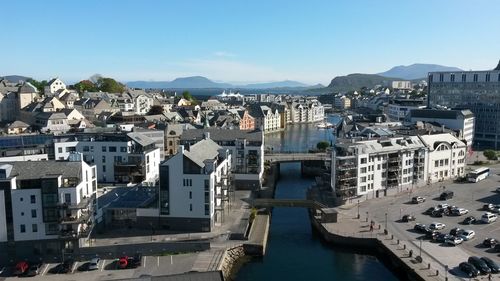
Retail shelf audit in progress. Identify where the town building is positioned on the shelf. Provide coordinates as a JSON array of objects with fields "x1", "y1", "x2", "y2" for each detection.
[
  {"x1": 334, "y1": 95, "x2": 351, "y2": 110},
  {"x1": 44, "y1": 78, "x2": 67, "y2": 96},
  {"x1": 54, "y1": 132, "x2": 160, "y2": 185},
  {"x1": 386, "y1": 99, "x2": 426, "y2": 121},
  {"x1": 0, "y1": 134, "x2": 54, "y2": 162},
  {"x1": 0, "y1": 91, "x2": 19, "y2": 122},
  {"x1": 409, "y1": 109, "x2": 475, "y2": 148},
  {"x1": 0, "y1": 153, "x2": 97, "y2": 260},
  {"x1": 392, "y1": 81, "x2": 413, "y2": 90},
  {"x1": 180, "y1": 128, "x2": 264, "y2": 189},
  {"x1": 332, "y1": 133, "x2": 466, "y2": 204},
  {"x1": 428, "y1": 67, "x2": 500, "y2": 149},
  {"x1": 158, "y1": 136, "x2": 232, "y2": 231}
]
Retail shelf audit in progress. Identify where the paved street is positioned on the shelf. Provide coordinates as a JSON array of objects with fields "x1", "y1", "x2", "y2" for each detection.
[{"x1": 350, "y1": 163, "x2": 500, "y2": 279}]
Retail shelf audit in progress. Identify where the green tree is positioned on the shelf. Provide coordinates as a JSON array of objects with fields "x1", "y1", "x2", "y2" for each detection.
[
  {"x1": 182, "y1": 91, "x2": 193, "y2": 101},
  {"x1": 147, "y1": 105, "x2": 164, "y2": 115},
  {"x1": 27, "y1": 78, "x2": 48, "y2": 92},
  {"x1": 483, "y1": 150, "x2": 498, "y2": 160},
  {"x1": 73, "y1": 80, "x2": 97, "y2": 93},
  {"x1": 316, "y1": 141, "x2": 330, "y2": 151},
  {"x1": 96, "y1": 77, "x2": 125, "y2": 93}
]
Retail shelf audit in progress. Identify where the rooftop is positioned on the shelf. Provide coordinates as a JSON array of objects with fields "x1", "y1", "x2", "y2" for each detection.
[
  {"x1": 0, "y1": 160, "x2": 84, "y2": 180},
  {"x1": 180, "y1": 128, "x2": 263, "y2": 143}
]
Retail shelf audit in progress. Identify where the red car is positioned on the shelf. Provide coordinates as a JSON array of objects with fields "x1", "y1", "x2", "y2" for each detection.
[
  {"x1": 13, "y1": 261, "x2": 29, "y2": 276},
  {"x1": 117, "y1": 256, "x2": 129, "y2": 269}
]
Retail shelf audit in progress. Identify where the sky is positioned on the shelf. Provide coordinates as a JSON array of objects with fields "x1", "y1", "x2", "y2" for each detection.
[{"x1": 1, "y1": 0, "x2": 500, "y2": 85}]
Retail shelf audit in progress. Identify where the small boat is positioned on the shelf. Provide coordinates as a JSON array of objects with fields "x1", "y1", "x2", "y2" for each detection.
[{"x1": 316, "y1": 122, "x2": 333, "y2": 129}]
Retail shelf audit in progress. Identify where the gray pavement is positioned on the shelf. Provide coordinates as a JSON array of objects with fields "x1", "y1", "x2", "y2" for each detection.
[{"x1": 343, "y1": 162, "x2": 500, "y2": 279}]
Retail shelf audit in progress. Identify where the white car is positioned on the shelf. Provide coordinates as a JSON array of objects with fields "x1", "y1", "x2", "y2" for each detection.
[
  {"x1": 459, "y1": 230, "x2": 476, "y2": 241},
  {"x1": 429, "y1": 222, "x2": 446, "y2": 230},
  {"x1": 453, "y1": 208, "x2": 469, "y2": 216},
  {"x1": 481, "y1": 212, "x2": 498, "y2": 224},
  {"x1": 445, "y1": 236, "x2": 463, "y2": 246},
  {"x1": 437, "y1": 204, "x2": 449, "y2": 209}
]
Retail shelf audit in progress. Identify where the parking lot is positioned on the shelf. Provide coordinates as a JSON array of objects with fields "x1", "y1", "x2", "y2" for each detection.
[
  {"x1": 361, "y1": 164, "x2": 500, "y2": 278},
  {"x1": 0, "y1": 254, "x2": 197, "y2": 281}
]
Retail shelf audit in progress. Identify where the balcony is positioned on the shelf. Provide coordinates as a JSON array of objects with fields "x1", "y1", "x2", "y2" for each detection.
[
  {"x1": 60, "y1": 212, "x2": 90, "y2": 225},
  {"x1": 387, "y1": 166, "x2": 400, "y2": 172},
  {"x1": 388, "y1": 158, "x2": 400, "y2": 163},
  {"x1": 337, "y1": 164, "x2": 356, "y2": 171},
  {"x1": 57, "y1": 194, "x2": 95, "y2": 210},
  {"x1": 59, "y1": 228, "x2": 91, "y2": 239},
  {"x1": 338, "y1": 175, "x2": 356, "y2": 181}
]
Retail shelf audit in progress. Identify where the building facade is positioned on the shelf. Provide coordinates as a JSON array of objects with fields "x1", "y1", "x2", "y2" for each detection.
[
  {"x1": 54, "y1": 132, "x2": 160, "y2": 185},
  {"x1": 0, "y1": 153, "x2": 96, "y2": 260},
  {"x1": 158, "y1": 137, "x2": 232, "y2": 231},
  {"x1": 386, "y1": 99, "x2": 426, "y2": 121},
  {"x1": 428, "y1": 69, "x2": 500, "y2": 149},
  {"x1": 332, "y1": 133, "x2": 466, "y2": 204}
]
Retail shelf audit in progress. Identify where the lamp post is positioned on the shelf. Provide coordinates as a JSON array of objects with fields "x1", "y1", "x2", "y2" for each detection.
[
  {"x1": 357, "y1": 200, "x2": 360, "y2": 219},
  {"x1": 366, "y1": 211, "x2": 369, "y2": 223},
  {"x1": 385, "y1": 213, "x2": 388, "y2": 230}
]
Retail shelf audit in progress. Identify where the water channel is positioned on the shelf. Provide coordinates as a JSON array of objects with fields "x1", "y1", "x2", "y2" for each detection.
[{"x1": 235, "y1": 116, "x2": 398, "y2": 281}]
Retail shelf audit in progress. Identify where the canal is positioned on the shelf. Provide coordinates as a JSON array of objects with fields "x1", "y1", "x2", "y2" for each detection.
[{"x1": 235, "y1": 116, "x2": 398, "y2": 281}]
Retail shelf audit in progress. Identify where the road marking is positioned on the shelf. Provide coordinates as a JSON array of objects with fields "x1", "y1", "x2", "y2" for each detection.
[
  {"x1": 101, "y1": 260, "x2": 105, "y2": 272},
  {"x1": 143, "y1": 256, "x2": 146, "y2": 268},
  {"x1": 157, "y1": 256, "x2": 160, "y2": 267},
  {"x1": 170, "y1": 255, "x2": 173, "y2": 265},
  {"x1": 72, "y1": 262, "x2": 78, "y2": 273},
  {"x1": 41, "y1": 264, "x2": 50, "y2": 275}
]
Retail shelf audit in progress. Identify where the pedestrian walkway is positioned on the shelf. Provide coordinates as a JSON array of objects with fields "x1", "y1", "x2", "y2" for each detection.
[{"x1": 191, "y1": 249, "x2": 226, "y2": 272}]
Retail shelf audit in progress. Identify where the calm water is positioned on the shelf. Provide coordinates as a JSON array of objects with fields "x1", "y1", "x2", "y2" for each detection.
[{"x1": 235, "y1": 116, "x2": 398, "y2": 281}]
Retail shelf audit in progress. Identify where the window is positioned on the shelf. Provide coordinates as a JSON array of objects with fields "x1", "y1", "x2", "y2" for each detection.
[
  {"x1": 189, "y1": 191, "x2": 192, "y2": 199},
  {"x1": 189, "y1": 204, "x2": 193, "y2": 212},
  {"x1": 361, "y1": 177, "x2": 367, "y2": 183},
  {"x1": 462, "y1": 74, "x2": 466, "y2": 82},
  {"x1": 360, "y1": 167, "x2": 367, "y2": 173},
  {"x1": 439, "y1": 73, "x2": 444, "y2": 82},
  {"x1": 102, "y1": 146, "x2": 107, "y2": 152},
  {"x1": 58, "y1": 147, "x2": 62, "y2": 153},
  {"x1": 102, "y1": 156, "x2": 106, "y2": 163},
  {"x1": 205, "y1": 205, "x2": 209, "y2": 215},
  {"x1": 102, "y1": 165, "x2": 106, "y2": 172},
  {"x1": 360, "y1": 158, "x2": 367, "y2": 164},
  {"x1": 120, "y1": 147, "x2": 127, "y2": 152},
  {"x1": 109, "y1": 146, "x2": 117, "y2": 152},
  {"x1": 30, "y1": 195, "x2": 36, "y2": 204},
  {"x1": 434, "y1": 160, "x2": 439, "y2": 167},
  {"x1": 473, "y1": 73, "x2": 478, "y2": 82},
  {"x1": 20, "y1": 197, "x2": 23, "y2": 202},
  {"x1": 445, "y1": 159, "x2": 449, "y2": 165},
  {"x1": 20, "y1": 224, "x2": 26, "y2": 233},
  {"x1": 450, "y1": 73, "x2": 455, "y2": 82},
  {"x1": 32, "y1": 224, "x2": 38, "y2": 233},
  {"x1": 183, "y1": 179, "x2": 192, "y2": 187},
  {"x1": 21, "y1": 212, "x2": 24, "y2": 216},
  {"x1": 64, "y1": 193, "x2": 71, "y2": 203},
  {"x1": 31, "y1": 209, "x2": 37, "y2": 218},
  {"x1": 83, "y1": 146, "x2": 90, "y2": 152},
  {"x1": 486, "y1": 73, "x2": 491, "y2": 82}
]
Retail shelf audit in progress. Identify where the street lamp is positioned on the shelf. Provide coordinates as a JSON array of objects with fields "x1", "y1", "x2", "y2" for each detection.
[
  {"x1": 385, "y1": 213, "x2": 388, "y2": 230},
  {"x1": 357, "y1": 200, "x2": 360, "y2": 219},
  {"x1": 366, "y1": 211, "x2": 369, "y2": 223}
]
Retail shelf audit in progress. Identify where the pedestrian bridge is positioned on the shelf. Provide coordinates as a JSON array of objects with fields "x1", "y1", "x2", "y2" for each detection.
[
  {"x1": 250, "y1": 198, "x2": 328, "y2": 210},
  {"x1": 264, "y1": 152, "x2": 330, "y2": 163}
]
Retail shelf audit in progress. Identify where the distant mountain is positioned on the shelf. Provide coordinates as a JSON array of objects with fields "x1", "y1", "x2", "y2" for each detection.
[
  {"x1": 239, "y1": 80, "x2": 309, "y2": 89},
  {"x1": 377, "y1": 64, "x2": 462, "y2": 80},
  {"x1": 127, "y1": 76, "x2": 311, "y2": 90},
  {"x1": 1, "y1": 75, "x2": 31, "y2": 83},
  {"x1": 327, "y1": 73, "x2": 397, "y2": 92}
]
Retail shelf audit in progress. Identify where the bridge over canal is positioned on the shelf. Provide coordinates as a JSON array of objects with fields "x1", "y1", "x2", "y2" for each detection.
[
  {"x1": 264, "y1": 152, "x2": 330, "y2": 163},
  {"x1": 250, "y1": 198, "x2": 328, "y2": 210}
]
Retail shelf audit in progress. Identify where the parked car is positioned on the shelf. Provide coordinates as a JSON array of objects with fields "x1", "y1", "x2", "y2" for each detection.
[
  {"x1": 414, "y1": 223, "x2": 427, "y2": 233},
  {"x1": 481, "y1": 257, "x2": 500, "y2": 273},
  {"x1": 468, "y1": 256, "x2": 491, "y2": 274},
  {"x1": 481, "y1": 212, "x2": 498, "y2": 224},
  {"x1": 48, "y1": 259, "x2": 74, "y2": 274},
  {"x1": 449, "y1": 227, "x2": 464, "y2": 236},
  {"x1": 462, "y1": 216, "x2": 477, "y2": 225},
  {"x1": 88, "y1": 258, "x2": 100, "y2": 271},
  {"x1": 494, "y1": 244, "x2": 500, "y2": 253},
  {"x1": 459, "y1": 262, "x2": 480, "y2": 278},
  {"x1": 401, "y1": 215, "x2": 416, "y2": 222},
  {"x1": 25, "y1": 263, "x2": 42, "y2": 277},
  {"x1": 129, "y1": 253, "x2": 142, "y2": 268},
  {"x1": 412, "y1": 196, "x2": 426, "y2": 204},
  {"x1": 452, "y1": 208, "x2": 469, "y2": 216},
  {"x1": 483, "y1": 238, "x2": 498, "y2": 248},
  {"x1": 424, "y1": 207, "x2": 439, "y2": 215},
  {"x1": 492, "y1": 206, "x2": 500, "y2": 213},
  {"x1": 429, "y1": 222, "x2": 446, "y2": 230},
  {"x1": 117, "y1": 256, "x2": 129, "y2": 269},
  {"x1": 438, "y1": 204, "x2": 450, "y2": 209},
  {"x1": 13, "y1": 261, "x2": 29, "y2": 276},
  {"x1": 484, "y1": 204, "x2": 495, "y2": 211},
  {"x1": 431, "y1": 210, "x2": 443, "y2": 217},
  {"x1": 460, "y1": 230, "x2": 476, "y2": 241},
  {"x1": 445, "y1": 236, "x2": 463, "y2": 246},
  {"x1": 426, "y1": 230, "x2": 440, "y2": 240},
  {"x1": 435, "y1": 233, "x2": 452, "y2": 243},
  {"x1": 439, "y1": 191, "x2": 454, "y2": 200}
]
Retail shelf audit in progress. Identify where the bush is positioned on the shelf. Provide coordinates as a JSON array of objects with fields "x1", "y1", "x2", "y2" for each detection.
[
  {"x1": 316, "y1": 141, "x2": 330, "y2": 151},
  {"x1": 483, "y1": 150, "x2": 498, "y2": 160}
]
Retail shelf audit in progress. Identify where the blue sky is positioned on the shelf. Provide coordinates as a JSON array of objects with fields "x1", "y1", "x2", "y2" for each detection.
[{"x1": 2, "y1": 0, "x2": 500, "y2": 84}]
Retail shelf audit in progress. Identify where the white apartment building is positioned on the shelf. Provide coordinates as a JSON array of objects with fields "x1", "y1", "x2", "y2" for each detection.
[
  {"x1": 387, "y1": 99, "x2": 426, "y2": 121},
  {"x1": 44, "y1": 78, "x2": 67, "y2": 96},
  {"x1": 181, "y1": 129, "x2": 264, "y2": 189},
  {"x1": 134, "y1": 94, "x2": 154, "y2": 115},
  {"x1": 261, "y1": 105, "x2": 281, "y2": 132},
  {"x1": 409, "y1": 109, "x2": 475, "y2": 148},
  {"x1": 332, "y1": 133, "x2": 466, "y2": 203},
  {"x1": 334, "y1": 95, "x2": 351, "y2": 110},
  {"x1": 288, "y1": 100, "x2": 325, "y2": 123},
  {"x1": 54, "y1": 132, "x2": 160, "y2": 185},
  {"x1": 392, "y1": 81, "x2": 413, "y2": 90},
  {"x1": 158, "y1": 136, "x2": 232, "y2": 231},
  {"x1": 0, "y1": 153, "x2": 96, "y2": 259}
]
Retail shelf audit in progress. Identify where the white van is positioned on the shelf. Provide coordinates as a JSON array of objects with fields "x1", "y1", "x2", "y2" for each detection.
[{"x1": 481, "y1": 212, "x2": 497, "y2": 224}]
